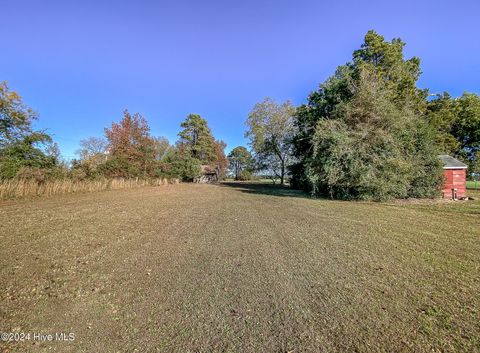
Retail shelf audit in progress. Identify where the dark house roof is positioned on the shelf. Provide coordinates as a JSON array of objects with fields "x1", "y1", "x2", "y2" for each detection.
[{"x1": 438, "y1": 155, "x2": 468, "y2": 169}]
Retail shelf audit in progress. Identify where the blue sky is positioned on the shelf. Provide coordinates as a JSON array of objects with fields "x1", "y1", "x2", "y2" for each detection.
[{"x1": 2, "y1": 0, "x2": 479, "y2": 159}]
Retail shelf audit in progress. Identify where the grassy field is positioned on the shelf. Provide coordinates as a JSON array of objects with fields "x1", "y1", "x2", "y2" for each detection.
[
  {"x1": 467, "y1": 180, "x2": 480, "y2": 189},
  {"x1": 1, "y1": 183, "x2": 479, "y2": 352}
]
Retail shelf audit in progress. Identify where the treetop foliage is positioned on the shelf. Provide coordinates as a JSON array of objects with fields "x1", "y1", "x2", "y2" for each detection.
[
  {"x1": 352, "y1": 30, "x2": 425, "y2": 111},
  {"x1": 177, "y1": 113, "x2": 228, "y2": 179},
  {"x1": 178, "y1": 114, "x2": 217, "y2": 164},
  {"x1": 0, "y1": 81, "x2": 38, "y2": 147},
  {"x1": 426, "y1": 92, "x2": 480, "y2": 171},
  {"x1": 0, "y1": 81, "x2": 62, "y2": 179}
]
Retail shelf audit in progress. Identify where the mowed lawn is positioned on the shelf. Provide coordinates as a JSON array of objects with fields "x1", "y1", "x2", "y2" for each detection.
[{"x1": 1, "y1": 183, "x2": 479, "y2": 353}]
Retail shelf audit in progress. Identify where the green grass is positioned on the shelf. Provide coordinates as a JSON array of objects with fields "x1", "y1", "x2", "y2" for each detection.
[
  {"x1": 467, "y1": 180, "x2": 480, "y2": 189},
  {"x1": 1, "y1": 183, "x2": 479, "y2": 352}
]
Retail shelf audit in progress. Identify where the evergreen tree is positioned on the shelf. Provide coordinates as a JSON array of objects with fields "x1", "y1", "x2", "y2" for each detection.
[
  {"x1": 177, "y1": 114, "x2": 227, "y2": 179},
  {"x1": 178, "y1": 114, "x2": 217, "y2": 164}
]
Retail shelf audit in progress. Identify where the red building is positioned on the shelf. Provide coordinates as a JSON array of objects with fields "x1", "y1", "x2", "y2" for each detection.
[{"x1": 439, "y1": 155, "x2": 468, "y2": 199}]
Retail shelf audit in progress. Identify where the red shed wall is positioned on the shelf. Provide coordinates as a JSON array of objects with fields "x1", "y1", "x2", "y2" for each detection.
[{"x1": 442, "y1": 169, "x2": 467, "y2": 199}]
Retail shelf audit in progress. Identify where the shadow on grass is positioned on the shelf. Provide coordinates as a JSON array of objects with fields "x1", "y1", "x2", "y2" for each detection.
[
  {"x1": 219, "y1": 183, "x2": 480, "y2": 215},
  {"x1": 219, "y1": 181, "x2": 313, "y2": 199}
]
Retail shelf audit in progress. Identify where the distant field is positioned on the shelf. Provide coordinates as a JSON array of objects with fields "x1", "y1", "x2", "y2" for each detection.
[
  {"x1": 467, "y1": 180, "x2": 480, "y2": 189},
  {"x1": 1, "y1": 183, "x2": 479, "y2": 352}
]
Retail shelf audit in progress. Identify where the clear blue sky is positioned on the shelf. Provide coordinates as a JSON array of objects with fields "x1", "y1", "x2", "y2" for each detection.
[{"x1": 2, "y1": 0, "x2": 479, "y2": 159}]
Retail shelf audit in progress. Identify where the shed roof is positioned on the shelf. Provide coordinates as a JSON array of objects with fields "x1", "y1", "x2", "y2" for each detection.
[{"x1": 438, "y1": 155, "x2": 468, "y2": 169}]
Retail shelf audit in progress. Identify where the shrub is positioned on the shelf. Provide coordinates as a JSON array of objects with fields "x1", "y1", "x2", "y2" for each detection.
[
  {"x1": 306, "y1": 71, "x2": 443, "y2": 201},
  {"x1": 161, "y1": 148, "x2": 201, "y2": 181},
  {"x1": 292, "y1": 31, "x2": 444, "y2": 200},
  {"x1": 237, "y1": 170, "x2": 253, "y2": 181}
]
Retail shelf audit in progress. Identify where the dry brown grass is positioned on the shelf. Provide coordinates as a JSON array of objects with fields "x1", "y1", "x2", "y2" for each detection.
[
  {"x1": 0, "y1": 177, "x2": 179, "y2": 200},
  {"x1": 0, "y1": 184, "x2": 479, "y2": 352}
]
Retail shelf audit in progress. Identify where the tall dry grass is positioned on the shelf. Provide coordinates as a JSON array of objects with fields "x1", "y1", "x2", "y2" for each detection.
[{"x1": 0, "y1": 178, "x2": 180, "y2": 200}]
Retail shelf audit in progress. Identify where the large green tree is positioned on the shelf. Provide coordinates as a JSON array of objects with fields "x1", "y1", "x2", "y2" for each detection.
[
  {"x1": 177, "y1": 114, "x2": 227, "y2": 178},
  {"x1": 292, "y1": 31, "x2": 442, "y2": 200},
  {"x1": 0, "y1": 81, "x2": 38, "y2": 147},
  {"x1": 0, "y1": 81, "x2": 60, "y2": 179},
  {"x1": 245, "y1": 98, "x2": 296, "y2": 184},
  {"x1": 228, "y1": 146, "x2": 254, "y2": 180},
  {"x1": 308, "y1": 67, "x2": 441, "y2": 200}
]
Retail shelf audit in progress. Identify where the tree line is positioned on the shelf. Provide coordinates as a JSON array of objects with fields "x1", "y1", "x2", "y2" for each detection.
[
  {"x1": 1, "y1": 30, "x2": 479, "y2": 200},
  {"x1": 0, "y1": 88, "x2": 227, "y2": 182},
  {"x1": 74, "y1": 111, "x2": 228, "y2": 182}
]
